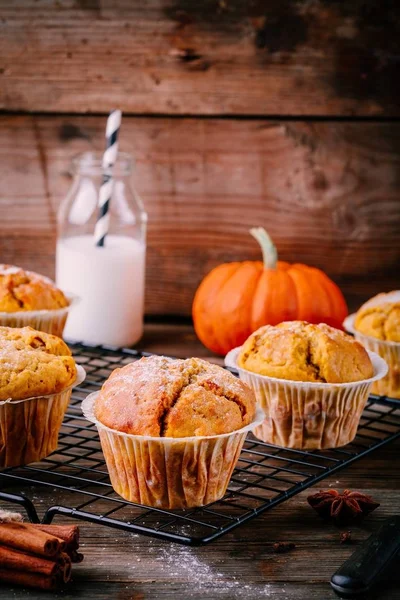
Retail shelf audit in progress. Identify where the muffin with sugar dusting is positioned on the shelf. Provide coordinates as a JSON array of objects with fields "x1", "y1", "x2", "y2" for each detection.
[
  {"x1": 0, "y1": 326, "x2": 82, "y2": 468},
  {"x1": 226, "y1": 321, "x2": 387, "y2": 450},
  {"x1": 96, "y1": 356, "x2": 255, "y2": 437},
  {"x1": 0, "y1": 326, "x2": 76, "y2": 401},
  {"x1": 83, "y1": 356, "x2": 260, "y2": 509},
  {"x1": 354, "y1": 291, "x2": 400, "y2": 342},
  {"x1": 344, "y1": 290, "x2": 400, "y2": 398},
  {"x1": 238, "y1": 321, "x2": 373, "y2": 383},
  {"x1": 0, "y1": 264, "x2": 72, "y2": 337}
]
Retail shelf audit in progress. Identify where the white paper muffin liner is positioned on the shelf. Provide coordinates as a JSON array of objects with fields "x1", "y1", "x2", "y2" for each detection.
[
  {"x1": 0, "y1": 365, "x2": 86, "y2": 468},
  {"x1": 0, "y1": 294, "x2": 79, "y2": 338},
  {"x1": 225, "y1": 347, "x2": 388, "y2": 450},
  {"x1": 82, "y1": 393, "x2": 265, "y2": 510},
  {"x1": 344, "y1": 313, "x2": 400, "y2": 399}
]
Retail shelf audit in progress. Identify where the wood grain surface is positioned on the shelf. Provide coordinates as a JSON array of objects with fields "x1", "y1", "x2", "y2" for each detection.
[
  {"x1": 1, "y1": 114, "x2": 399, "y2": 316},
  {"x1": 1, "y1": 0, "x2": 400, "y2": 116},
  {"x1": 1, "y1": 2, "x2": 399, "y2": 595},
  {"x1": 0, "y1": 324, "x2": 399, "y2": 600}
]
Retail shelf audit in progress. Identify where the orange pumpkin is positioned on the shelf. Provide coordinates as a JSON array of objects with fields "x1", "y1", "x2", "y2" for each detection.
[{"x1": 192, "y1": 228, "x2": 348, "y2": 355}]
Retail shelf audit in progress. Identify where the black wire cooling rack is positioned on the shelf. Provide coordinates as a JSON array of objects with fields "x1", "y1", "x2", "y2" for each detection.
[{"x1": 1, "y1": 343, "x2": 399, "y2": 546}]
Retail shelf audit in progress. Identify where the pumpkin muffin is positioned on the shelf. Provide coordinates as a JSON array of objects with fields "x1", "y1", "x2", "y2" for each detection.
[
  {"x1": 354, "y1": 292, "x2": 400, "y2": 342},
  {"x1": 96, "y1": 356, "x2": 255, "y2": 437},
  {"x1": 0, "y1": 265, "x2": 68, "y2": 312},
  {"x1": 347, "y1": 291, "x2": 400, "y2": 398},
  {"x1": 226, "y1": 321, "x2": 386, "y2": 450},
  {"x1": 0, "y1": 326, "x2": 76, "y2": 401},
  {"x1": 238, "y1": 321, "x2": 373, "y2": 383},
  {"x1": 0, "y1": 265, "x2": 72, "y2": 337},
  {"x1": 83, "y1": 356, "x2": 260, "y2": 509},
  {"x1": 0, "y1": 326, "x2": 80, "y2": 468}
]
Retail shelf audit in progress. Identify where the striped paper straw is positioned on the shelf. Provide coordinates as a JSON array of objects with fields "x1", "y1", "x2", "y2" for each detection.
[{"x1": 94, "y1": 109, "x2": 122, "y2": 247}]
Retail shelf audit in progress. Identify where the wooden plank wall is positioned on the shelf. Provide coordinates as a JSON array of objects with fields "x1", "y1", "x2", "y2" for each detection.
[{"x1": 0, "y1": 1, "x2": 399, "y2": 316}]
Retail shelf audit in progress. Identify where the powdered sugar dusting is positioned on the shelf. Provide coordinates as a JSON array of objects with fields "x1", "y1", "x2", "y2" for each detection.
[
  {"x1": 197, "y1": 366, "x2": 248, "y2": 398},
  {"x1": 0, "y1": 264, "x2": 55, "y2": 285},
  {"x1": 104, "y1": 355, "x2": 181, "y2": 400},
  {"x1": 106, "y1": 355, "x2": 247, "y2": 399},
  {"x1": 360, "y1": 290, "x2": 400, "y2": 310},
  {"x1": 117, "y1": 355, "x2": 177, "y2": 385},
  {"x1": 150, "y1": 543, "x2": 273, "y2": 598},
  {"x1": 97, "y1": 355, "x2": 254, "y2": 436},
  {"x1": 0, "y1": 509, "x2": 23, "y2": 523},
  {"x1": 0, "y1": 265, "x2": 21, "y2": 276}
]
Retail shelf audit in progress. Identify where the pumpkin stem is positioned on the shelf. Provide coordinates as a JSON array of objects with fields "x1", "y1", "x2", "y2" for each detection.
[{"x1": 250, "y1": 227, "x2": 278, "y2": 269}]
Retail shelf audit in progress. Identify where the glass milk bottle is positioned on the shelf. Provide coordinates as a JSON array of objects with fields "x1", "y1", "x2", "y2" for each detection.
[{"x1": 56, "y1": 152, "x2": 147, "y2": 346}]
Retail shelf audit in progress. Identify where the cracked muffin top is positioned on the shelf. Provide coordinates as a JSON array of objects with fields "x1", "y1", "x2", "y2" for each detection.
[
  {"x1": 0, "y1": 265, "x2": 69, "y2": 312},
  {"x1": 354, "y1": 291, "x2": 400, "y2": 343},
  {"x1": 0, "y1": 326, "x2": 77, "y2": 401},
  {"x1": 95, "y1": 356, "x2": 256, "y2": 437},
  {"x1": 238, "y1": 321, "x2": 374, "y2": 384}
]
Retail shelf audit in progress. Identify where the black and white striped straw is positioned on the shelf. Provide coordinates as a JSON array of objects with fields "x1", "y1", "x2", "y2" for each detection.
[{"x1": 94, "y1": 109, "x2": 122, "y2": 247}]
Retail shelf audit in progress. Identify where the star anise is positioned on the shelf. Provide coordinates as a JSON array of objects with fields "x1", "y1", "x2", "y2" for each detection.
[{"x1": 307, "y1": 489, "x2": 380, "y2": 524}]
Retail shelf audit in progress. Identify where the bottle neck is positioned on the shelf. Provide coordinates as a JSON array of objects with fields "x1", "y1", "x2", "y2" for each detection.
[{"x1": 72, "y1": 151, "x2": 133, "y2": 178}]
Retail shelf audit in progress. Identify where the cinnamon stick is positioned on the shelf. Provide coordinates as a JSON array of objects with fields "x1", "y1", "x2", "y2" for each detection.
[
  {"x1": 0, "y1": 569, "x2": 59, "y2": 591},
  {"x1": 57, "y1": 552, "x2": 70, "y2": 567},
  {"x1": 0, "y1": 523, "x2": 60, "y2": 557},
  {"x1": 0, "y1": 545, "x2": 61, "y2": 577},
  {"x1": 32, "y1": 524, "x2": 80, "y2": 551},
  {"x1": 61, "y1": 555, "x2": 72, "y2": 583},
  {"x1": 70, "y1": 550, "x2": 84, "y2": 563}
]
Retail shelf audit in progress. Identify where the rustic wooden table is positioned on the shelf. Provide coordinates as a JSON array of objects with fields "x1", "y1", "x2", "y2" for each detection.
[{"x1": 0, "y1": 323, "x2": 399, "y2": 600}]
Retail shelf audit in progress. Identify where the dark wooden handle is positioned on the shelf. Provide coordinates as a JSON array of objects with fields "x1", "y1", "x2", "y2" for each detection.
[{"x1": 331, "y1": 516, "x2": 400, "y2": 597}]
